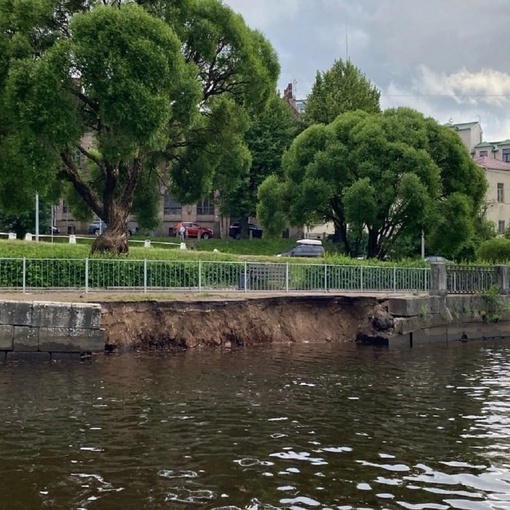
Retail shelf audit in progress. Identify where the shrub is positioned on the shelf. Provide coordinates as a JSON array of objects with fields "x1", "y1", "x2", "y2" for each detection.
[{"x1": 476, "y1": 238, "x2": 510, "y2": 263}]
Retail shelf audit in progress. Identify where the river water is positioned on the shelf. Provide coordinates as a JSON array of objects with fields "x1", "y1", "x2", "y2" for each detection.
[{"x1": 1, "y1": 341, "x2": 510, "y2": 510}]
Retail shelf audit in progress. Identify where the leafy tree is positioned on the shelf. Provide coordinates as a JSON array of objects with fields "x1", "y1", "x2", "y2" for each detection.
[
  {"x1": 0, "y1": 199, "x2": 54, "y2": 239},
  {"x1": 0, "y1": 0, "x2": 279, "y2": 253},
  {"x1": 304, "y1": 59, "x2": 380, "y2": 125},
  {"x1": 258, "y1": 107, "x2": 487, "y2": 259},
  {"x1": 220, "y1": 94, "x2": 299, "y2": 238}
]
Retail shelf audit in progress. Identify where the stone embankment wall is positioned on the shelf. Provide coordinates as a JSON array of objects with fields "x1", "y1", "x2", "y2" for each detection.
[
  {"x1": 1, "y1": 292, "x2": 508, "y2": 359},
  {"x1": 357, "y1": 295, "x2": 510, "y2": 347},
  {"x1": 0, "y1": 301, "x2": 104, "y2": 361}
]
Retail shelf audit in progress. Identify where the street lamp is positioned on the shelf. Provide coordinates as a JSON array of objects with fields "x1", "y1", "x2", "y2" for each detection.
[{"x1": 35, "y1": 192, "x2": 39, "y2": 242}]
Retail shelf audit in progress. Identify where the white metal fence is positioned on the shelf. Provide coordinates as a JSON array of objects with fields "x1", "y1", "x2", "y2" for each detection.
[{"x1": 0, "y1": 258, "x2": 431, "y2": 294}]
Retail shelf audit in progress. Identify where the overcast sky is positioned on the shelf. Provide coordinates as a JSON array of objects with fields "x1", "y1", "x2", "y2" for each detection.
[{"x1": 223, "y1": 0, "x2": 510, "y2": 142}]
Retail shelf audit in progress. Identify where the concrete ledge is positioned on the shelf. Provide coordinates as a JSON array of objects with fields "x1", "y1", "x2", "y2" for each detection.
[
  {"x1": 0, "y1": 300, "x2": 104, "y2": 358},
  {"x1": 0, "y1": 325, "x2": 13, "y2": 350},
  {"x1": 389, "y1": 296, "x2": 446, "y2": 317},
  {"x1": 0, "y1": 301, "x2": 33, "y2": 325},
  {"x1": 13, "y1": 325, "x2": 39, "y2": 351},
  {"x1": 7, "y1": 351, "x2": 51, "y2": 362},
  {"x1": 39, "y1": 327, "x2": 104, "y2": 353}
]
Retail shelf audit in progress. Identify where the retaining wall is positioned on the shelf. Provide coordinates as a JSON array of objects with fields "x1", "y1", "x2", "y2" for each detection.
[
  {"x1": 387, "y1": 295, "x2": 510, "y2": 347},
  {"x1": 0, "y1": 300, "x2": 104, "y2": 361}
]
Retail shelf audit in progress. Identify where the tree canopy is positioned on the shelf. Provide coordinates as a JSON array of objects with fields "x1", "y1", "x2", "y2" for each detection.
[
  {"x1": 304, "y1": 59, "x2": 380, "y2": 125},
  {"x1": 0, "y1": 0, "x2": 279, "y2": 252},
  {"x1": 219, "y1": 93, "x2": 299, "y2": 238},
  {"x1": 258, "y1": 107, "x2": 487, "y2": 259}
]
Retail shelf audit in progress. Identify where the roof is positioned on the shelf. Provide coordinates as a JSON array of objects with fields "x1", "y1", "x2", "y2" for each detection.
[
  {"x1": 475, "y1": 139, "x2": 510, "y2": 150},
  {"x1": 447, "y1": 121, "x2": 481, "y2": 131},
  {"x1": 475, "y1": 156, "x2": 510, "y2": 171}
]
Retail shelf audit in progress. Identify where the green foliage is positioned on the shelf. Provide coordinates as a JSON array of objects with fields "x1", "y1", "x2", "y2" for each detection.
[
  {"x1": 304, "y1": 59, "x2": 380, "y2": 125},
  {"x1": 0, "y1": 0, "x2": 279, "y2": 250},
  {"x1": 476, "y1": 238, "x2": 510, "y2": 263},
  {"x1": 259, "y1": 107, "x2": 487, "y2": 260},
  {"x1": 0, "y1": 197, "x2": 54, "y2": 238},
  {"x1": 220, "y1": 94, "x2": 299, "y2": 235},
  {"x1": 480, "y1": 285, "x2": 510, "y2": 323}
]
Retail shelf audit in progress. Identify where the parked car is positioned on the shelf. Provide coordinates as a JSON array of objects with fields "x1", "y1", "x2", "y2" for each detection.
[
  {"x1": 45, "y1": 226, "x2": 60, "y2": 235},
  {"x1": 228, "y1": 222, "x2": 263, "y2": 239},
  {"x1": 88, "y1": 220, "x2": 134, "y2": 236},
  {"x1": 424, "y1": 255, "x2": 453, "y2": 264},
  {"x1": 173, "y1": 222, "x2": 213, "y2": 239},
  {"x1": 278, "y1": 239, "x2": 325, "y2": 258}
]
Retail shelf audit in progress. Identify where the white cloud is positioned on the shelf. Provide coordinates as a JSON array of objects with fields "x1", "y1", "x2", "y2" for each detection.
[
  {"x1": 381, "y1": 67, "x2": 510, "y2": 141},
  {"x1": 413, "y1": 66, "x2": 510, "y2": 107}
]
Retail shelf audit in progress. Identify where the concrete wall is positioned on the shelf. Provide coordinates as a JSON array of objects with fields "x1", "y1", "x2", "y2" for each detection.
[
  {"x1": 388, "y1": 294, "x2": 510, "y2": 348},
  {"x1": 0, "y1": 301, "x2": 104, "y2": 361}
]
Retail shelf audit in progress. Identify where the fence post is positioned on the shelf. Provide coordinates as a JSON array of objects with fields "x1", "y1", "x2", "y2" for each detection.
[
  {"x1": 360, "y1": 265, "x2": 364, "y2": 292},
  {"x1": 286, "y1": 262, "x2": 289, "y2": 293},
  {"x1": 85, "y1": 258, "x2": 89, "y2": 293},
  {"x1": 22, "y1": 257, "x2": 26, "y2": 293},
  {"x1": 244, "y1": 261, "x2": 248, "y2": 293},
  {"x1": 393, "y1": 266, "x2": 397, "y2": 292},
  {"x1": 144, "y1": 259, "x2": 147, "y2": 294},
  {"x1": 198, "y1": 260, "x2": 202, "y2": 292},
  {"x1": 429, "y1": 263, "x2": 447, "y2": 296},
  {"x1": 324, "y1": 263, "x2": 328, "y2": 292},
  {"x1": 495, "y1": 265, "x2": 509, "y2": 294}
]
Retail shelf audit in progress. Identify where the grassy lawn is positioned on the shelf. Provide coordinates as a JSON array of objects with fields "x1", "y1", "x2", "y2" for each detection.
[{"x1": 0, "y1": 234, "x2": 429, "y2": 267}]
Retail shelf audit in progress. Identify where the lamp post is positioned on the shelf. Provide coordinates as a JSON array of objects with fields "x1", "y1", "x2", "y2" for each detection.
[{"x1": 35, "y1": 192, "x2": 39, "y2": 242}]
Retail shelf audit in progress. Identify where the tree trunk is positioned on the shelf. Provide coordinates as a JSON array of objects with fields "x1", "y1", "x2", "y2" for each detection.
[
  {"x1": 367, "y1": 228, "x2": 379, "y2": 259},
  {"x1": 91, "y1": 229, "x2": 129, "y2": 255},
  {"x1": 239, "y1": 217, "x2": 250, "y2": 239},
  {"x1": 91, "y1": 208, "x2": 130, "y2": 255},
  {"x1": 88, "y1": 159, "x2": 143, "y2": 256}
]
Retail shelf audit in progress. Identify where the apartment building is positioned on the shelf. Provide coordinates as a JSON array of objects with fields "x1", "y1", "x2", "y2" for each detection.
[
  {"x1": 55, "y1": 192, "x2": 223, "y2": 238},
  {"x1": 450, "y1": 121, "x2": 510, "y2": 234}
]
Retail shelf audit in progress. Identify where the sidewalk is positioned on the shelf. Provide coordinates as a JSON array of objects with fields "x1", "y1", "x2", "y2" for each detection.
[{"x1": 0, "y1": 289, "x2": 415, "y2": 303}]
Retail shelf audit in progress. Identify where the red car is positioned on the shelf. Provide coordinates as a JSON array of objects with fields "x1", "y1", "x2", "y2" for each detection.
[{"x1": 173, "y1": 222, "x2": 213, "y2": 239}]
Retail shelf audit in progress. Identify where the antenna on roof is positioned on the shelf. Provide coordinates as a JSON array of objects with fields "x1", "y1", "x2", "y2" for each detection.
[{"x1": 345, "y1": 23, "x2": 350, "y2": 61}]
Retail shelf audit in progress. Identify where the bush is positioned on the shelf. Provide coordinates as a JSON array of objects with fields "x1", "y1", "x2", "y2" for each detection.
[{"x1": 476, "y1": 238, "x2": 510, "y2": 263}]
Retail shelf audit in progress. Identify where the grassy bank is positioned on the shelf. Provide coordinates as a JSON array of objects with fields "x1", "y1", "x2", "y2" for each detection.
[{"x1": 0, "y1": 236, "x2": 428, "y2": 267}]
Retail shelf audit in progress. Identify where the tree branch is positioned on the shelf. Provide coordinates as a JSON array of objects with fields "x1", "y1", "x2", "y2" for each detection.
[{"x1": 61, "y1": 148, "x2": 103, "y2": 216}]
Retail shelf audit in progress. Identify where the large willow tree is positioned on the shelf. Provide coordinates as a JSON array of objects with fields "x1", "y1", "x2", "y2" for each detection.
[
  {"x1": 258, "y1": 108, "x2": 487, "y2": 260},
  {"x1": 0, "y1": 0, "x2": 279, "y2": 252}
]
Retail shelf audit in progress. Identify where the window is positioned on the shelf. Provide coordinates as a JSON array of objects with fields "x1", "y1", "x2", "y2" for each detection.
[
  {"x1": 498, "y1": 183, "x2": 504, "y2": 203},
  {"x1": 503, "y1": 149, "x2": 510, "y2": 163},
  {"x1": 499, "y1": 220, "x2": 506, "y2": 234},
  {"x1": 163, "y1": 193, "x2": 182, "y2": 215},
  {"x1": 479, "y1": 150, "x2": 488, "y2": 157},
  {"x1": 197, "y1": 195, "x2": 215, "y2": 215},
  {"x1": 62, "y1": 201, "x2": 69, "y2": 214}
]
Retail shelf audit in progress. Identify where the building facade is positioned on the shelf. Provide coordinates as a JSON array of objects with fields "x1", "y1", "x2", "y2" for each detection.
[{"x1": 450, "y1": 121, "x2": 510, "y2": 234}]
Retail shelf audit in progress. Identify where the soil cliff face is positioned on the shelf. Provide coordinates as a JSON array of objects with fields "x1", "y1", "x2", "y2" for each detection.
[{"x1": 100, "y1": 295, "x2": 387, "y2": 351}]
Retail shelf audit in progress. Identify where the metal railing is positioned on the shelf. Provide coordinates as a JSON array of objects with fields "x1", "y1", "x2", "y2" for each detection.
[
  {"x1": 446, "y1": 265, "x2": 496, "y2": 294},
  {"x1": 0, "y1": 258, "x2": 431, "y2": 294}
]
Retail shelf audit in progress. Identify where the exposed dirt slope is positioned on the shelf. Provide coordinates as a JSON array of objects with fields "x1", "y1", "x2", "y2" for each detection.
[{"x1": 100, "y1": 295, "x2": 387, "y2": 351}]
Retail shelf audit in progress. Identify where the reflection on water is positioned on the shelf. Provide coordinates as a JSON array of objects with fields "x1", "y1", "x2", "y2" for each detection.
[{"x1": 1, "y1": 341, "x2": 510, "y2": 509}]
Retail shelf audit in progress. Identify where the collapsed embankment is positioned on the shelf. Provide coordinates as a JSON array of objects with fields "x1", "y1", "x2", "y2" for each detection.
[
  {"x1": 100, "y1": 295, "x2": 388, "y2": 351},
  {"x1": 2, "y1": 292, "x2": 509, "y2": 356}
]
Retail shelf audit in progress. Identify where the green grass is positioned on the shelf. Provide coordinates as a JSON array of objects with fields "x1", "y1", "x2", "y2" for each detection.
[{"x1": 0, "y1": 236, "x2": 481, "y2": 268}]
